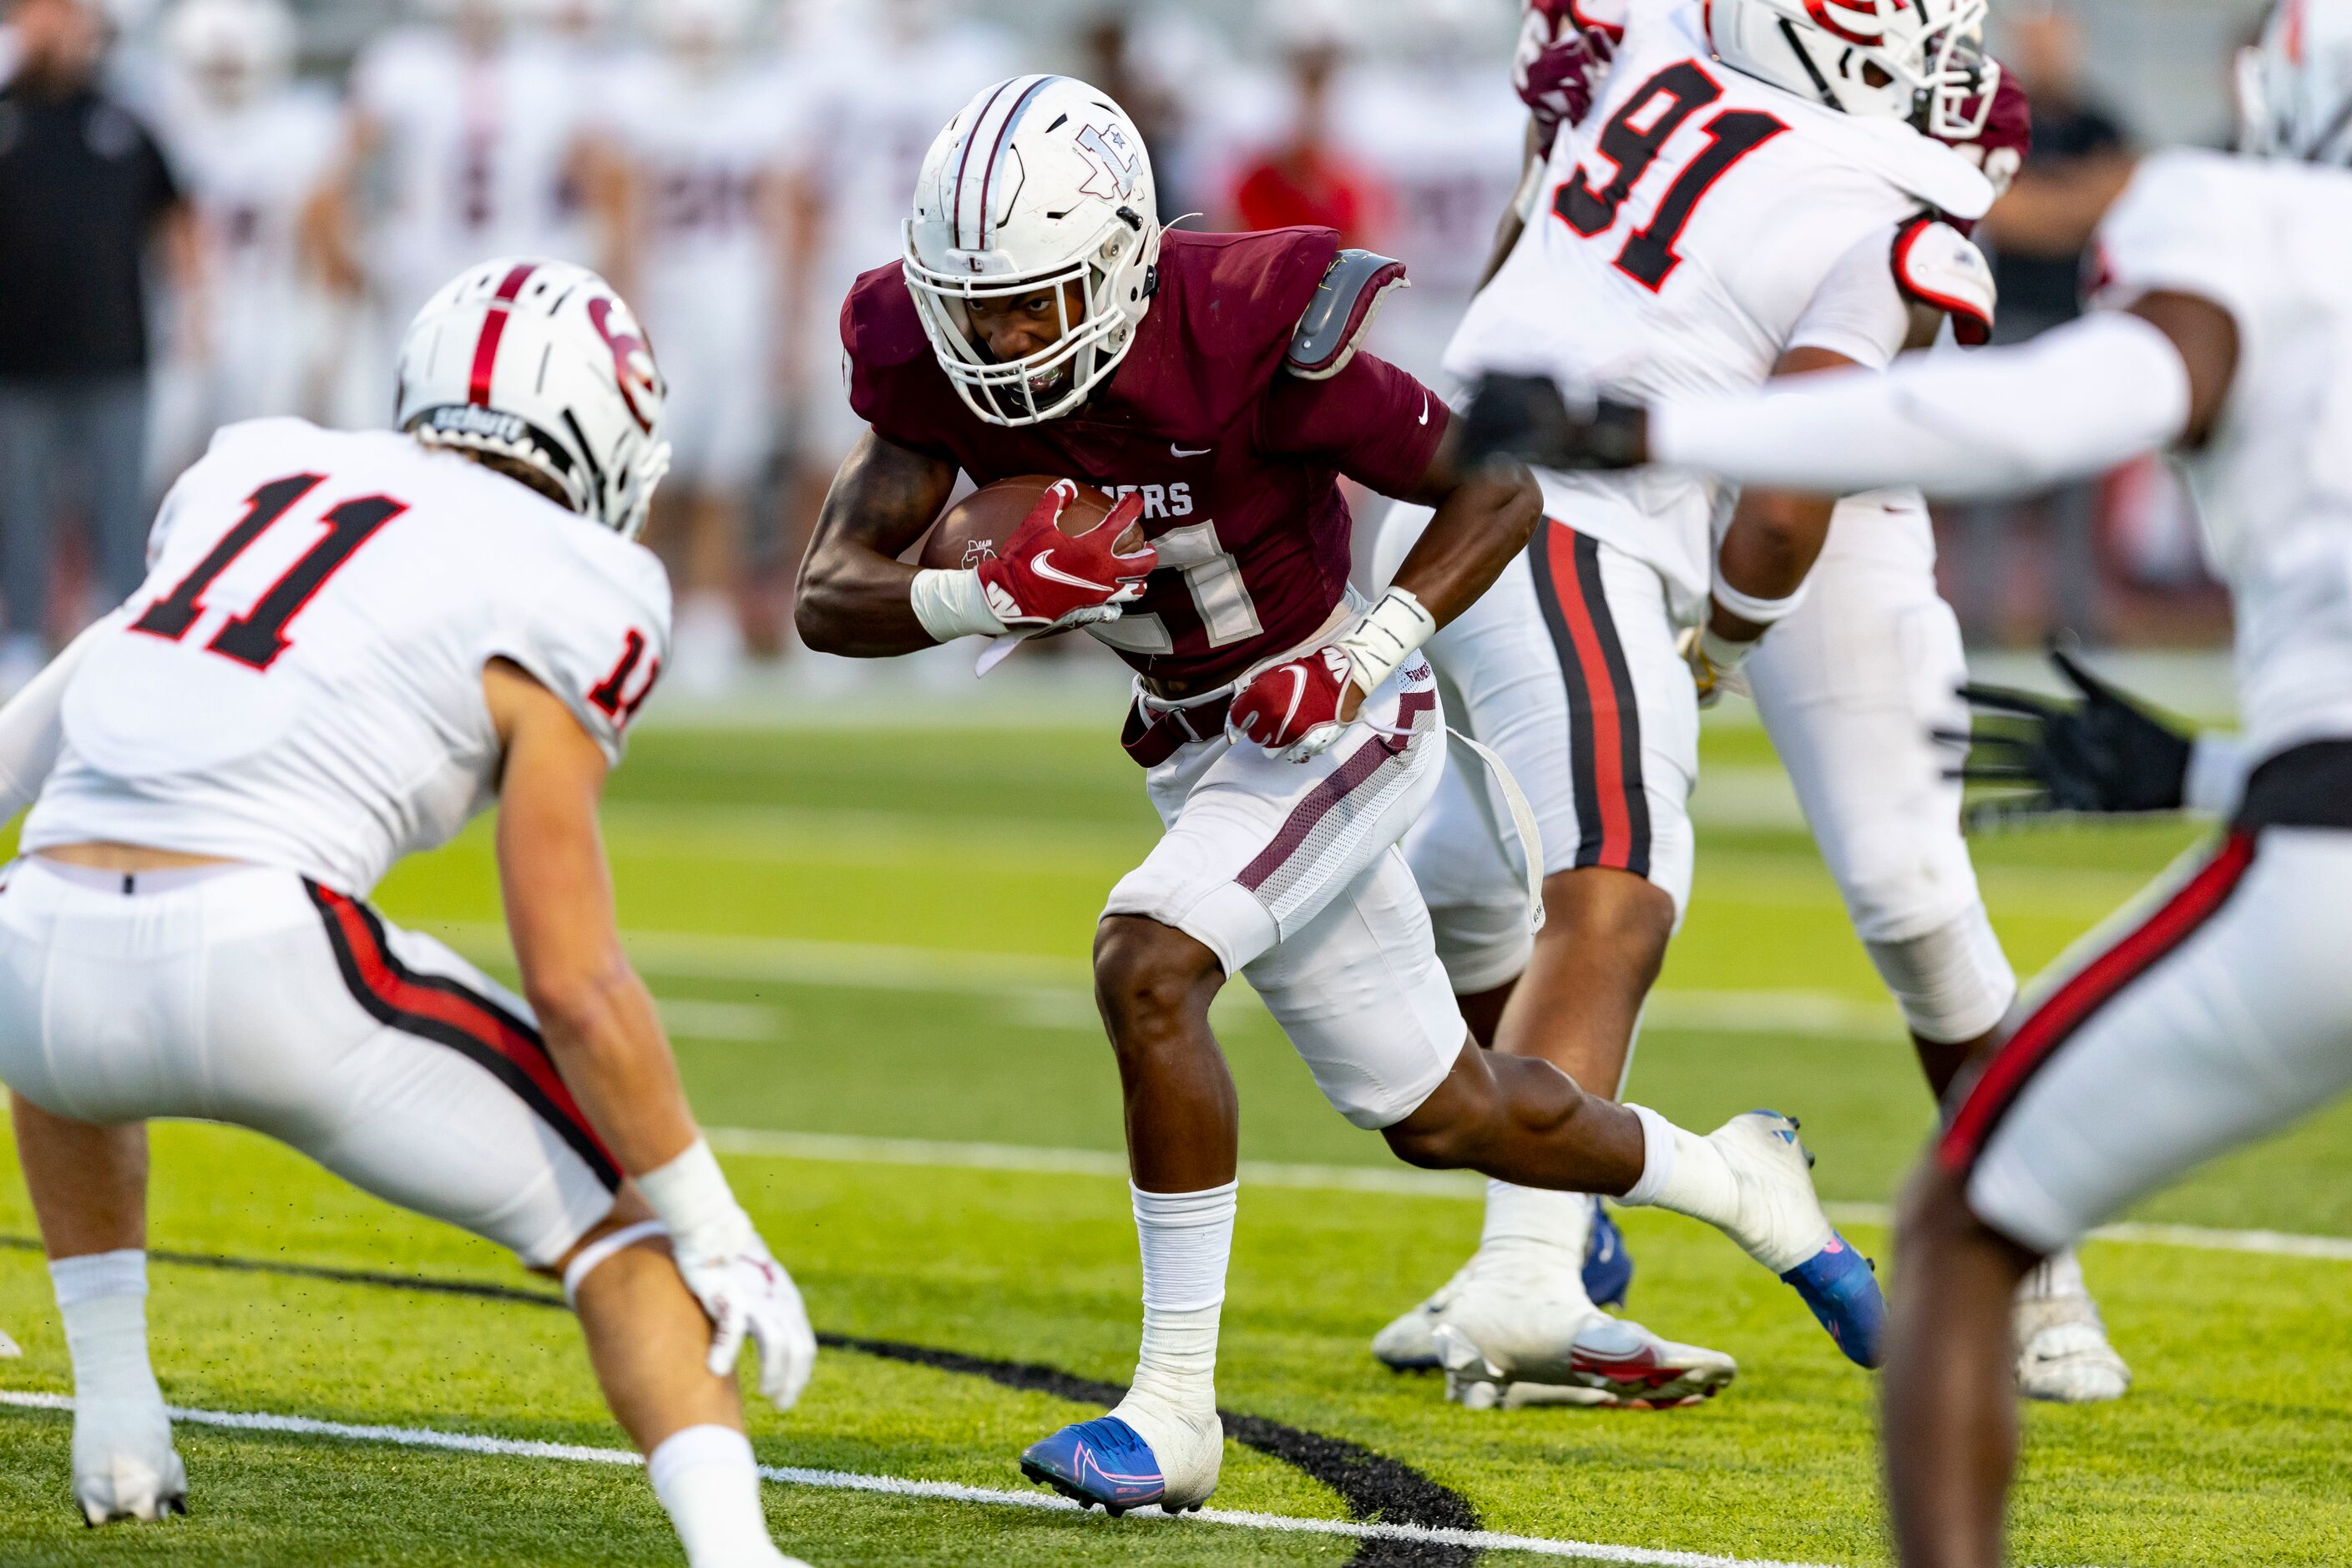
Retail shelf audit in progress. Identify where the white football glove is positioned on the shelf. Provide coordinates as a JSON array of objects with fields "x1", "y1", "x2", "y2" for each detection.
[
  {"x1": 637, "y1": 1140, "x2": 818, "y2": 1409},
  {"x1": 670, "y1": 1215, "x2": 818, "y2": 1409},
  {"x1": 1677, "y1": 625, "x2": 1755, "y2": 710}
]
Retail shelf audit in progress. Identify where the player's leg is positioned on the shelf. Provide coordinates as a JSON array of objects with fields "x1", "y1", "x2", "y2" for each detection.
[
  {"x1": 1747, "y1": 501, "x2": 2126, "y2": 1402},
  {"x1": 1889, "y1": 826, "x2": 2352, "y2": 1568},
  {"x1": 1378, "y1": 526, "x2": 1705, "y2": 1397},
  {"x1": 8, "y1": 1100, "x2": 184, "y2": 1525},
  {"x1": 1021, "y1": 660, "x2": 1452, "y2": 1512}
]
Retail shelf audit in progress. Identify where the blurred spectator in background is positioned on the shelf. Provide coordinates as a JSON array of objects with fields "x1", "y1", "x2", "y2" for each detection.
[
  {"x1": 1224, "y1": 8, "x2": 1389, "y2": 243},
  {"x1": 604, "y1": 0, "x2": 804, "y2": 692},
  {"x1": 149, "y1": 0, "x2": 339, "y2": 479},
  {"x1": 1953, "y1": 2, "x2": 2137, "y2": 644},
  {"x1": 306, "y1": 0, "x2": 620, "y2": 426},
  {"x1": 0, "y1": 0, "x2": 195, "y2": 691}
]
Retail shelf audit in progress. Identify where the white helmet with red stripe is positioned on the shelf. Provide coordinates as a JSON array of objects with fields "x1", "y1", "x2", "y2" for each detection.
[
  {"x1": 903, "y1": 75, "x2": 1161, "y2": 427},
  {"x1": 394, "y1": 257, "x2": 672, "y2": 539},
  {"x1": 1708, "y1": 0, "x2": 2000, "y2": 139},
  {"x1": 2240, "y1": 0, "x2": 2352, "y2": 164}
]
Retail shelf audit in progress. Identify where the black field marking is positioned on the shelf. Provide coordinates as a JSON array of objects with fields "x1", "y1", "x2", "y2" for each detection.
[{"x1": 0, "y1": 1237, "x2": 1481, "y2": 1565}]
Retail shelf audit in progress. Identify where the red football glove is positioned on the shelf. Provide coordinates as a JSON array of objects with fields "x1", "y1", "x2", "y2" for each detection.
[
  {"x1": 1515, "y1": 1, "x2": 1614, "y2": 154},
  {"x1": 1229, "y1": 644, "x2": 1364, "y2": 762},
  {"x1": 976, "y1": 484, "x2": 1156, "y2": 633}
]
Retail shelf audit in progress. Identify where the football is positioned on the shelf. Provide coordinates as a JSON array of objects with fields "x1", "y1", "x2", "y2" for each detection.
[{"x1": 916, "y1": 475, "x2": 1141, "y2": 573}]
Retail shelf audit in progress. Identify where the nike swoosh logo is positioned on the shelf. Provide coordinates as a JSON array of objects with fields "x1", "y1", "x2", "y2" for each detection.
[
  {"x1": 1030, "y1": 551, "x2": 1117, "y2": 593},
  {"x1": 1171, "y1": 444, "x2": 1212, "y2": 458},
  {"x1": 1417, "y1": 392, "x2": 1430, "y2": 426}
]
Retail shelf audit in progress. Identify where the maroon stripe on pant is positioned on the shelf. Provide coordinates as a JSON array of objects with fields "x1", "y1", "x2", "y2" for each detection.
[
  {"x1": 1237, "y1": 688, "x2": 1434, "y2": 894},
  {"x1": 1939, "y1": 832, "x2": 2257, "y2": 1178}
]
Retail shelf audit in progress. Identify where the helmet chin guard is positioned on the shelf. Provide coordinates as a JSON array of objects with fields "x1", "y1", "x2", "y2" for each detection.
[
  {"x1": 1709, "y1": 0, "x2": 2000, "y2": 139},
  {"x1": 902, "y1": 75, "x2": 1162, "y2": 427}
]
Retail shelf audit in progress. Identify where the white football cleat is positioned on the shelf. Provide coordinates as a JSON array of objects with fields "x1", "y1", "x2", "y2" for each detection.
[
  {"x1": 72, "y1": 1395, "x2": 186, "y2": 1525},
  {"x1": 1698, "y1": 1111, "x2": 1888, "y2": 1368},
  {"x1": 1436, "y1": 1305, "x2": 1737, "y2": 1411},
  {"x1": 1371, "y1": 1265, "x2": 1469, "y2": 1373},
  {"x1": 2015, "y1": 1294, "x2": 2132, "y2": 1404}
]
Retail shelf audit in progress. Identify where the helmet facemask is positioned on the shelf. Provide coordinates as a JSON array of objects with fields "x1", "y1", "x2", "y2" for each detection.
[{"x1": 903, "y1": 209, "x2": 1151, "y2": 426}]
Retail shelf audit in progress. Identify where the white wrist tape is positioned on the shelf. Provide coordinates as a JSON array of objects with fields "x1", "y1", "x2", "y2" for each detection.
[
  {"x1": 1338, "y1": 586, "x2": 1438, "y2": 694},
  {"x1": 1697, "y1": 625, "x2": 1758, "y2": 673},
  {"x1": 635, "y1": 1139, "x2": 750, "y2": 1255},
  {"x1": 2184, "y1": 731, "x2": 2249, "y2": 817},
  {"x1": 908, "y1": 568, "x2": 1010, "y2": 644},
  {"x1": 1709, "y1": 573, "x2": 1810, "y2": 630},
  {"x1": 1651, "y1": 311, "x2": 2193, "y2": 499}
]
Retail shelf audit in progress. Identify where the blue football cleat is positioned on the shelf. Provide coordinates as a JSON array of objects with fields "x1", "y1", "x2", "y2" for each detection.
[
  {"x1": 1020, "y1": 1416, "x2": 1186, "y2": 1516},
  {"x1": 1584, "y1": 1200, "x2": 1634, "y2": 1310},
  {"x1": 1782, "y1": 1234, "x2": 1887, "y2": 1368}
]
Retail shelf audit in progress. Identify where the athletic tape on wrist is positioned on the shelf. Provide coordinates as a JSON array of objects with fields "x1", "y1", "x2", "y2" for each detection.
[
  {"x1": 1697, "y1": 625, "x2": 1758, "y2": 673},
  {"x1": 1338, "y1": 587, "x2": 1438, "y2": 695},
  {"x1": 908, "y1": 568, "x2": 1010, "y2": 644},
  {"x1": 562, "y1": 1219, "x2": 670, "y2": 1307},
  {"x1": 635, "y1": 1138, "x2": 746, "y2": 1252}
]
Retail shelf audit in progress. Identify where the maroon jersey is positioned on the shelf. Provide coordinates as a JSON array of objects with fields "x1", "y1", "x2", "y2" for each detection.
[{"x1": 844, "y1": 226, "x2": 1449, "y2": 690}]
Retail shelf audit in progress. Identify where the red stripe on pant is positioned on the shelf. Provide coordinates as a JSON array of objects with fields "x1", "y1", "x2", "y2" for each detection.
[
  {"x1": 1940, "y1": 832, "x2": 2257, "y2": 1176},
  {"x1": 1543, "y1": 532, "x2": 1636, "y2": 871},
  {"x1": 315, "y1": 885, "x2": 619, "y2": 1180}
]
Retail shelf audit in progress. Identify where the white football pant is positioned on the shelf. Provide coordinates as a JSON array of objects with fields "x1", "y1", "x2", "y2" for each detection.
[{"x1": 0, "y1": 859, "x2": 618, "y2": 1267}]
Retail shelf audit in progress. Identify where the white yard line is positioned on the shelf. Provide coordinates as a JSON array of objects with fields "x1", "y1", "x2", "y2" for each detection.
[
  {"x1": 706, "y1": 1128, "x2": 2352, "y2": 1264},
  {"x1": 431, "y1": 923, "x2": 1904, "y2": 1040},
  {"x1": 0, "y1": 1388, "x2": 1855, "y2": 1565}
]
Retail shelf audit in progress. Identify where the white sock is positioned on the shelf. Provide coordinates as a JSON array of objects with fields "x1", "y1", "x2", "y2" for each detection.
[
  {"x1": 50, "y1": 1252, "x2": 163, "y2": 1409},
  {"x1": 2019, "y1": 1248, "x2": 2088, "y2": 1303},
  {"x1": 1475, "y1": 1181, "x2": 1595, "y2": 1298},
  {"x1": 648, "y1": 1424, "x2": 777, "y2": 1567},
  {"x1": 1123, "y1": 1182, "x2": 1236, "y2": 1419}
]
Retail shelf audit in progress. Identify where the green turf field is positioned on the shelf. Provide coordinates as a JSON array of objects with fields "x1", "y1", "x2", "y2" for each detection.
[{"x1": 0, "y1": 713, "x2": 2345, "y2": 1566}]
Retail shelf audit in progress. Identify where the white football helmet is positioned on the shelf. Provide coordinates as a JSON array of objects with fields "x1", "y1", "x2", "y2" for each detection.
[
  {"x1": 2240, "y1": 0, "x2": 2352, "y2": 164},
  {"x1": 1708, "y1": 0, "x2": 1999, "y2": 139},
  {"x1": 164, "y1": 0, "x2": 296, "y2": 109},
  {"x1": 395, "y1": 258, "x2": 672, "y2": 539},
  {"x1": 903, "y1": 75, "x2": 1161, "y2": 427}
]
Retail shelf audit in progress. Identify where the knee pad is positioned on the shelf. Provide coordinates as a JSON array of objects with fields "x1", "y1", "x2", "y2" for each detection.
[
  {"x1": 1428, "y1": 901, "x2": 1533, "y2": 996},
  {"x1": 1865, "y1": 903, "x2": 2017, "y2": 1045}
]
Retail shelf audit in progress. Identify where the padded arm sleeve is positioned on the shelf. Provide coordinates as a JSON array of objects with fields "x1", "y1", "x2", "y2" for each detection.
[
  {"x1": 1650, "y1": 310, "x2": 2193, "y2": 499},
  {"x1": 0, "y1": 611, "x2": 124, "y2": 820}
]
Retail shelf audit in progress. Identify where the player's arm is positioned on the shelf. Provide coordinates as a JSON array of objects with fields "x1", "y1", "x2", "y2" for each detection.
[
  {"x1": 792, "y1": 431, "x2": 963, "y2": 657},
  {"x1": 485, "y1": 659, "x2": 698, "y2": 1174},
  {"x1": 795, "y1": 431, "x2": 1156, "y2": 658},
  {"x1": 1479, "y1": 2, "x2": 1616, "y2": 291},
  {"x1": 485, "y1": 659, "x2": 817, "y2": 1404},
  {"x1": 301, "y1": 110, "x2": 381, "y2": 296},
  {"x1": 1232, "y1": 353, "x2": 1542, "y2": 759}
]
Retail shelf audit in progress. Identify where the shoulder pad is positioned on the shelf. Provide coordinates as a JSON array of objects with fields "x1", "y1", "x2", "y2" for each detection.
[
  {"x1": 1287, "y1": 249, "x2": 1409, "y2": 381},
  {"x1": 1892, "y1": 216, "x2": 1997, "y2": 346}
]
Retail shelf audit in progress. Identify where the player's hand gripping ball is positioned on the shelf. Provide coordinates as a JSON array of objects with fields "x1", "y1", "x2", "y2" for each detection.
[
  {"x1": 929, "y1": 478, "x2": 1155, "y2": 635},
  {"x1": 1230, "y1": 644, "x2": 1364, "y2": 763}
]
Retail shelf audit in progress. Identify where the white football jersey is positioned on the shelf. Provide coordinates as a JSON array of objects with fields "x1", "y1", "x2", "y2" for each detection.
[
  {"x1": 23, "y1": 420, "x2": 671, "y2": 897},
  {"x1": 352, "y1": 28, "x2": 598, "y2": 322},
  {"x1": 2092, "y1": 149, "x2": 2352, "y2": 764},
  {"x1": 1444, "y1": 0, "x2": 1989, "y2": 614}
]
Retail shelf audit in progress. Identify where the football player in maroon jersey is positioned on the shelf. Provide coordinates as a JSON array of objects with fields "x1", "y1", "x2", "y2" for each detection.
[{"x1": 797, "y1": 74, "x2": 1885, "y2": 1517}]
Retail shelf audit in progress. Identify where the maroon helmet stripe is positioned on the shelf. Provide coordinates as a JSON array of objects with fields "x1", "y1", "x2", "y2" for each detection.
[
  {"x1": 976, "y1": 76, "x2": 1059, "y2": 247},
  {"x1": 468, "y1": 262, "x2": 539, "y2": 407},
  {"x1": 952, "y1": 78, "x2": 1019, "y2": 250}
]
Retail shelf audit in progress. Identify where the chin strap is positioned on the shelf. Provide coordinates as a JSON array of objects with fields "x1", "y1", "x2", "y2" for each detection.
[{"x1": 1778, "y1": 18, "x2": 1845, "y2": 113}]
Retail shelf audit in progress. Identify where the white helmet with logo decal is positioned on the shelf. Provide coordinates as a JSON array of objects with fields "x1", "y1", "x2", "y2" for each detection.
[
  {"x1": 903, "y1": 75, "x2": 1162, "y2": 427},
  {"x1": 1709, "y1": 0, "x2": 2000, "y2": 139},
  {"x1": 394, "y1": 257, "x2": 672, "y2": 539},
  {"x1": 2240, "y1": 0, "x2": 2352, "y2": 164}
]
